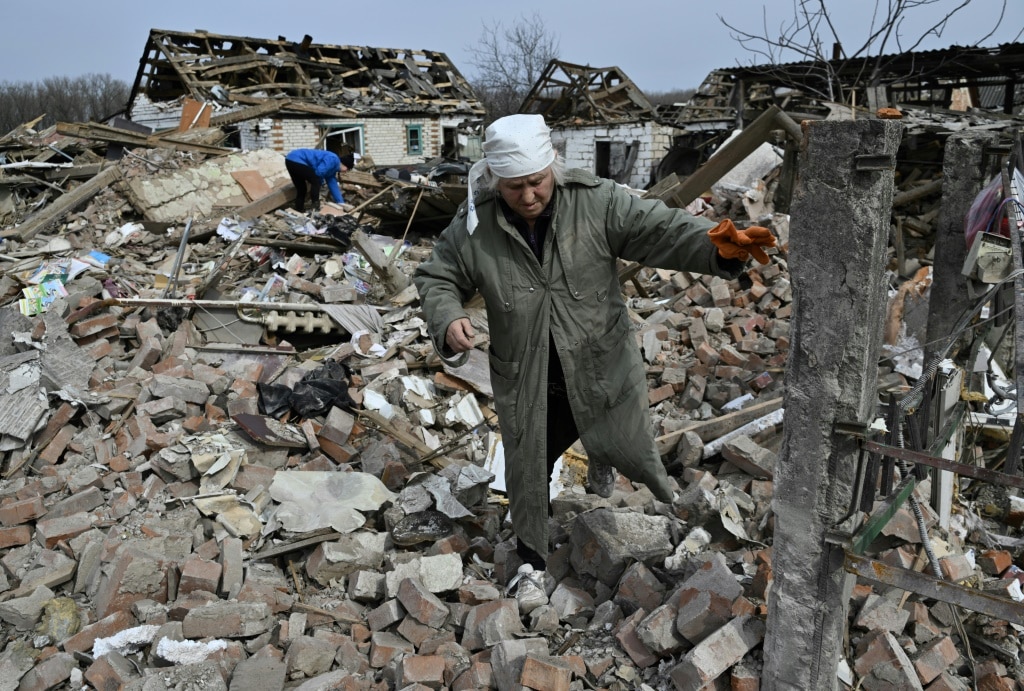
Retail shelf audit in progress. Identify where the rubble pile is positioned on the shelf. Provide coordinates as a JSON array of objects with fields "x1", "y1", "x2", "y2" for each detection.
[{"x1": 0, "y1": 133, "x2": 1022, "y2": 691}]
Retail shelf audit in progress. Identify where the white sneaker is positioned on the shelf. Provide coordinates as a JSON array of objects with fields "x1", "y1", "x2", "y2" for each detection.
[{"x1": 509, "y1": 564, "x2": 554, "y2": 615}]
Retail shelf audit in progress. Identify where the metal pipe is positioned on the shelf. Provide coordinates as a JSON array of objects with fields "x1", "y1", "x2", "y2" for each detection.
[
  {"x1": 164, "y1": 216, "x2": 193, "y2": 298},
  {"x1": 108, "y1": 298, "x2": 325, "y2": 312}
]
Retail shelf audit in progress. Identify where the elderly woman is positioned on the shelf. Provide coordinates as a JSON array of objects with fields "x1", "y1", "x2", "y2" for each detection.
[{"x1": 413, "y1": 114, "x2": 774, "y2": 590}]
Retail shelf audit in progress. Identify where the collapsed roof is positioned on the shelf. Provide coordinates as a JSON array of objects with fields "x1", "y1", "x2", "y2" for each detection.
[
  {"x1": 660, "y1": 42, "x2": 1024, "y2": 130},
  {"x1": 518, "y1": 59, "x2": 656, "y2": 126},
  {"x1": 127, "y1": 28, "x2": 486, "y2": 117}
]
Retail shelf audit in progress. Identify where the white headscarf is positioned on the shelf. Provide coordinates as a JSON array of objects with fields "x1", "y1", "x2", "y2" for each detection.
[{"x1": 466, "y1": 114, "x2": 555, "y2": 234}]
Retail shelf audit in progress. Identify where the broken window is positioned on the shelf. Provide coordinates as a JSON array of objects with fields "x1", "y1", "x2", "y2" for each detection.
[
  {"x1": 406, "y1": 124, "x2": 423, "y2": 156},
  {"x1": 595, "y1": 140, "x2": 639, "y2": 184},
  {"x1": 324, "y1": 125, "x2": 364, "y2": 159}
]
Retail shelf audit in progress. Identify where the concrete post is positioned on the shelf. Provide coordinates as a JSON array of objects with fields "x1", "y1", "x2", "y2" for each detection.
[
  {"x1": 762, "y1": 119, "x2": 903, "y2": 691},
  {"x1": 924, "y1": 131, "x2": 1003, "y2": 367},
  {"x1": 922, "y1": 132, "x2": 1003, "y2": 527}
]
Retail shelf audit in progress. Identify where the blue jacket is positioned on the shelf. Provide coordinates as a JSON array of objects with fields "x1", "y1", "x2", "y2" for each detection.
[{"x1": 286, "y1": 149, "x2": 344, "y2": 203}]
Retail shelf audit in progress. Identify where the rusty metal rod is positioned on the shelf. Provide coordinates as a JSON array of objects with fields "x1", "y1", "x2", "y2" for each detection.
[{"x1": 863, "y1": 440, "x2": 1024, "y2": 492}]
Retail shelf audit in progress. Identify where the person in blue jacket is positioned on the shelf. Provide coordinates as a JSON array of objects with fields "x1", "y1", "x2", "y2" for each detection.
[{"x1": 285, "y1": 148, "x2": 346, "y2": 212}]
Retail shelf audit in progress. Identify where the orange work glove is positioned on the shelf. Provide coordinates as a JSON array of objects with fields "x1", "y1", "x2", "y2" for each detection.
[{"x1": 707, "y1": 219, "x2": 777, "y2": 265}]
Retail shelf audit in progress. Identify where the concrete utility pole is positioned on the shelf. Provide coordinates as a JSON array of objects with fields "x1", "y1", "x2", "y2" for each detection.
[
  {"x1": 762, "y1": 119, "x2": 903, "y2": 690},
  {"x1": 924, "y1": 131, "x2": 1004, "y2": 368},
  {"x1": 922, "y1": 131, "x2": 1004, "y2": 529}
]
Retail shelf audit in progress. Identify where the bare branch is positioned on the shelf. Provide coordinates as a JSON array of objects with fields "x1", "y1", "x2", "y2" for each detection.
[
  {"x1": 465, "y1": 12, "x2": 560, "y2": 120},
  {"x1": 719, "y1": 0, "x2": 1013, "y2": 108},
  {"x1": 0, "y1": 74, "x2": 129, "y2": 134}
]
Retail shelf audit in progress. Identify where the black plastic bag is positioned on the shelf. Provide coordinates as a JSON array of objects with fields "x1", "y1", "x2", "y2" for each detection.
[
  {"x1": 257, "y1": 360, "x2": 355, "y2": 419},
  {"x1": 257, "y1": 382, "x2": 293, "y2": 418}
]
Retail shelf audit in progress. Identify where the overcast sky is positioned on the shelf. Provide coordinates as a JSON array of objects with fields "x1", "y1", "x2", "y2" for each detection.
[{"x1": 2, "y1": 0, "x2": 1021, "y2": 93}]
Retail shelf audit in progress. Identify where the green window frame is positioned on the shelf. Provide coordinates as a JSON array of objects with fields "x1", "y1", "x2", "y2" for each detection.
[{"x1": 406, "y1": 124, "x2": 423, "y2": 155}]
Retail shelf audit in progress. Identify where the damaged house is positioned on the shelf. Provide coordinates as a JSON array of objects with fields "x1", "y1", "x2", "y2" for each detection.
[
  {"x1": 126, "y1": 28, "x2": 486, "y2": 165},
  {"x1": 655, "y1": 41, "x2": 1024, "y2": 183},
  {"x1": 4, "y1": 26, "x2": 1024, "y2": 690},
  {"x1": 518, "y1": 60, "x2": 680, "y2": 190}
]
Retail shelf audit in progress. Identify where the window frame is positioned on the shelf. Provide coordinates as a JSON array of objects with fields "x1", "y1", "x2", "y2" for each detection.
[{"x1": 406, "y1": 124, "x2": 423, "y2": 156}]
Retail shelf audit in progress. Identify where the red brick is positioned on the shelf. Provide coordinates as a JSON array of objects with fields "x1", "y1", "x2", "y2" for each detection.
[
  {"x1": 37, "y1": 425, "x2": 75, "y2": 465},
  {"x1": 615, "y1": 608, "x2": 658, "y2": 668},
  {"x1": 398, "y1": 655, "x2": 446, "y2": 688},
  {"x1": 85, "y1": 650, "x2": 137, "y2": 690},
  {"x1": 976, "y1": 673, "x2": 1015, "y2": 690},
  {"x1": 35, "y1": 513, "x2": 95, "y2": 548},
  {"x1": 369, "y1": 631, "x2": 415, "y2": 668},
  {"x1": 0, "y1": 525, "x2": 32, "y2": 549},
  {"x1": 62, "y1": 610, "x2": 136, "y2": 654},
  {"x1": 86, "y1": 339, "x2": 114, "y2": 360},
  {"x1": 647, "y1": 383, "x2": 675, "y2": 406},
  {"x1": 731, "y1": 665, "x2": 760, "y2": 691},
  {"x1": 179, "y1": 556, "x2": 223, "y2": 596},
  {"x1": 397, "y1": 617, "x2": 437, "y2": 648},
  {"x1": 977, "y1": 550, "x2": 1013, "y2": 577},
  {"x1": 939, "y1": 554, "x2": 976, "y2": 582},
  {"x1": 913, "y1": 635, "x2": 958, "y2": 685},
  {"x1": 93, "y1": 548, "x2": 171, "y2": 619},
  {"x1": 452, "y1": 660, "x2": 493, "y2": 690},
  {"x1": 0, "y1": 496, "x2": 46, "y2": 525},
  {"x1": 585, "y1": 656, "x2": 614, "y2": 682},
  {"x1": 17, "y1": 651, "x2": 75, "y2": 689},
  {"x1": 520, "y1": 655, "x2": 573, "y2": 691},
  {"x1": 236, "y1": 581, "x2": 294, "y2": 614},
  {"x1": 69, "y1": 313, "x2": 118, "y2": 338},
  {"x1": 397, "y1": 578, "x2": 449, "y2": 629},
  {"x1": 33, "y1": 403, "x2": 78, "y2": 450}
]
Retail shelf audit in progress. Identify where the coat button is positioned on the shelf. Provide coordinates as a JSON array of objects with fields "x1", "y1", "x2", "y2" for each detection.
[
  {"x1": 529, "y1": 287, "x2": 535, "y2": 293},
  {"x1": 504, "y1": 302, "x2": 510, "y2": 308},
  {"x1": 574, "y1": 291, "x2": 580, "y2": 297}
]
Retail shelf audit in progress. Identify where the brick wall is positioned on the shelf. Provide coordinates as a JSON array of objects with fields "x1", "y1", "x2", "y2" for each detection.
[
  {"x1": 553, "y1": 122, "x2": 680, "y2": 190},
  {"x1": 128, "y1": 95, "x2": 469, "y2": 168},
  {"x1": 128, "y1": 94, "x2": 185, "y2": 131},
  {"x1": 242, "y1": 115, "x2": 466, "y2": 167}
]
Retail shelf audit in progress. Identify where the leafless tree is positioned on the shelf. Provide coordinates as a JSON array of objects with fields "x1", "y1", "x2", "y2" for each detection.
[
  {"x1": 466, "y1": 13, "x2": 560, "y2": 122},
  {"x1": 719, "y1": 0, "x2": 1015, "y2": 103},
  {"x1": 0, "y1": 74, "x2": 129, "y2": 135}
]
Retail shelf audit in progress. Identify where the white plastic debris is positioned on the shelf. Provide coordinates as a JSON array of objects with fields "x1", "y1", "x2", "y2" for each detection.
[
  {"x1": 155, "y1": 637, "x2": 228, "y2": 665},
  {"x1": 92, "y1": 624, "x2": 161, "y2": 658},
  {"x1": 362, "y1": 389, "x2": 395, "y2": 419}
]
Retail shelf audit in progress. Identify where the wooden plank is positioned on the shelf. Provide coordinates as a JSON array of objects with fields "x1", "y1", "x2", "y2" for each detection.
[
  {"x1": 208, "y1": 101, "x2": 285, "y2": 127},
  {"x1": 43, "y1": 164, "x2": 107, "y2": 181},
  {"x1": 248, "y1": 529, "x2": 342, "y2": 561},
  {"x1": 178, "y1": 98, "x2": 212, "y2": 132},
  {"x1": 231, "y1": 170, "x2": 272, "y2": 201},
  {"x1": 55, "y1": 122, "x2": 233, "y2": 156},
  {"x1": 655, "y1": 396, "x2": 784, "y2": 456},
  {"x1": 892, "y1": 178, "x2": 944, "y2": 207},
  {"x1": 1, "y1": 165, "x2": 122, "y2": 241},
  {"x1": 350, "y1": 229, "x2": 410, "y2": 296},
  {"x1": 358, "y1": 409, "x2": 447, "y2": 469},
  {"x1": 647, "y1": 105, "x2": 792, "y2": 210},
  {"x1": 236, "y1": 184, "x2": 294, "y2": 220}
]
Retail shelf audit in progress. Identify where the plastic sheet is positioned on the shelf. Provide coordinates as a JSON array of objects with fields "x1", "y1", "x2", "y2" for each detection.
[
  {"x1": 965, "y1": 174, "x2": 1008, "y2": 250},
  {"x1": 258, "y1": 359, "x2": 354, "y2": 419}
]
